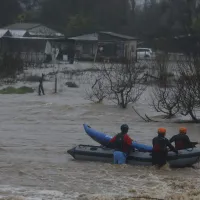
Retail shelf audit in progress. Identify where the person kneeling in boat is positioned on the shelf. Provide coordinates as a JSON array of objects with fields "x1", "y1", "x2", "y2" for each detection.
[
  {"x1": 109, "y1": 124, "x2": 133, "y2": 164},
  {"x1": 169, "y1": 127, "x2": 198, "y2": 150},
  {"x1": 152, "y1": 128, "x2": 178, "y2": 168}
]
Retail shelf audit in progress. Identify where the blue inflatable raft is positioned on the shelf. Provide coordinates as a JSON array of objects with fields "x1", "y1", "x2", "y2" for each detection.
[{"x1": 83, "y1": 124, "x2": 153, "y2": 152}]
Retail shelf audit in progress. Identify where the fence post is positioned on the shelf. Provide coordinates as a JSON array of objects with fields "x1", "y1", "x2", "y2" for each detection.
[{"x1": 55, "y1": 73, "x2": 57, "y2": 93}]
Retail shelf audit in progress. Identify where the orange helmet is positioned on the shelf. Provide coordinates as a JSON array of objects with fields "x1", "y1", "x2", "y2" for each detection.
[
  {"x1": 158, "y1": 128, "x2": 166, "y2": 135},
  {"x1": 179, "y1": 127, "x2": 187, "y2": 134}
]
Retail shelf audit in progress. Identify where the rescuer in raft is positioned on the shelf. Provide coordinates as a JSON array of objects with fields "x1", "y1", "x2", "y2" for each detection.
[
  {"x1": 152, "y1": 128, "x2": 178, "y2": 168},
  {"x1": 169, "y1": 127, "x2": 198, "y2": 150},
  {"x1": 108, "y1": 124, "x2": 133, "y2": 164}
]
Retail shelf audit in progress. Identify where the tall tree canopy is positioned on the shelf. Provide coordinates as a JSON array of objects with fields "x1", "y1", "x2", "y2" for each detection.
[
  {"x1": 0, "y1": 0, "x2": 200, "y2": 39},
  {"x1": 39, "y1": 0, "x2": 135, "y2": 35},
  {"x1": 0, "y1": 0, "x2": 22, "y2": 27}
]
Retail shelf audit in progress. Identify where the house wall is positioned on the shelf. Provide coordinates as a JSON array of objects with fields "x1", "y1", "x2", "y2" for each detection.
[
  {"x1": 0, "y1": 38, "x2": 9, "y2": 53},
  {"x1": 0, "y1": 38, "x2": 47, "y2": 63},
  {"x1": 0, "y1": 38, "x2": 47, "y2": 52},
  {"x1": 75, "y1": 41, "x2": 97, "y2": 59},
  {"x1": 98, "y1": 33, "x2": 137, "y2": 61},
  {"x1": 97, "y1": 40, "x2": 137, "y2": 61},
  {"x1": 8, "y1": 39, "x2": 46, "y2": 52}
]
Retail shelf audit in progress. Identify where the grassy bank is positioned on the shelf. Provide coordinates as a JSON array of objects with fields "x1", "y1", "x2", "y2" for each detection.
[{"x1": 0, "y1": 86, "x2": 34, "y2": 94}]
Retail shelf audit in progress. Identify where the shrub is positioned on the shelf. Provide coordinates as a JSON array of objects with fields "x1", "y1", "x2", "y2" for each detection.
[
  {"x1": 65, "y1": 81, "x2": 79, "y2": 88},
  {"x1": 0, "y1": 86, "x2": 34, "y2": 94}
]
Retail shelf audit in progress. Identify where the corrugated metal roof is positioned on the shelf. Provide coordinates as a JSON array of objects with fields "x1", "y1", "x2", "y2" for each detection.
[
  {"x1": 9, "y1": 30, "x2": 27, "y2": 37},
  {"x1": 28, "y1": 26, "x2": 64, "y2": 37},
  {"x1": 69, "y1": 33, "x2": 98, "y2": 41},
  {"x1": 1, "y1": 23, "x2": 64, "y2": 38}
]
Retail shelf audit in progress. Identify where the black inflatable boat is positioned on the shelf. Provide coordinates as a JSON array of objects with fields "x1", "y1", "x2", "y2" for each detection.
[{"x1": 67, "y1": 144, "x2": 200, "y2": 168}]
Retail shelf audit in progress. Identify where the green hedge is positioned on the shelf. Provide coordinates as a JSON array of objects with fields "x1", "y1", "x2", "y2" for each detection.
[{"x1": 0, "y1": 86, "x2": 34, "y2": 94}]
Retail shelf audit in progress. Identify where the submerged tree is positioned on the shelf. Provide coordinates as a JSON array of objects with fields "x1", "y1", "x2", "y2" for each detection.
[
  {"x1": 86, "y1": 59, "x2": 147, "y2": 108},
  {"x1": 150, "y1": 48, "x2": 200, "y2": 122},
  {"x1": 154, "y1": 52, "x2": 171, "y2": 86},
  {"x1": 103, "y1": 62, "x2": 146, "y2": 108},
  {"x1": 175, "y1": 55, "x2": 200, "y2": 121},
  {"x1": 85, "y1": 74, "x2": 107, "y2": 103},
  {"x1": 151, "y1": 85, "x2": 180, "y2": 119},
  {"x1": 150, "y1": 51, "x2": 180, "y2": 119}
]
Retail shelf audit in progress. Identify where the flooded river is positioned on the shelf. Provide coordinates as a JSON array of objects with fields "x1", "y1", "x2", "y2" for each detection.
[{"x1": 0, "y1": 76, "x2": 200, "y2": 200}]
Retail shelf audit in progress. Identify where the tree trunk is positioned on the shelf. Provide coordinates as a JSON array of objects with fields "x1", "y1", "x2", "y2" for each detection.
[
  {"x1": 189, "y1": 111, "x2": 198, "y2": 121},
  {"x1": 120, "y1": 92, "x2": 127, "y2": 108}
]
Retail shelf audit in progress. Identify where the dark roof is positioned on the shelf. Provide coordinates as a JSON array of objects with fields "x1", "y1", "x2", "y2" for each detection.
[
  {"x1": 4, "y1": 23, "x2": 40, "y2": 30},
  {"x1": 69, "y1": 32, "x2": 138, "y2": 42},
  {"x1": 69, "y1": 33, "x2": 98, "y2": 41},
  {"x1": 99, "y1": 31, "x2": 138, "y2": 40},
  {"x1": 2, "y1": 36, "x2": 69, "y2": 41}
]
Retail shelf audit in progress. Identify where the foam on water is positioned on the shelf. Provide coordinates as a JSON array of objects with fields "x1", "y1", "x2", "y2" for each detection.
[{"x1": 0, "y1": 185, "x2": 80, "y2": 200}]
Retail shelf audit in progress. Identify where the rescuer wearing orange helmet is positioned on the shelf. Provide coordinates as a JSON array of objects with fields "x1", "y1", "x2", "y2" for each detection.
[
  {"x1": 169, "y1": 127, "x2": 198, "y2": 150},
  {"x1": 152, "y1": 128, "x2": 178, "y2": 168}
]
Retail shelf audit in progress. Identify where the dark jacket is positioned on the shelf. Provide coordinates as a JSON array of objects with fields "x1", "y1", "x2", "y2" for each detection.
[
  {"x1": 152, "y1": 135, "x2": 178, "y2": 166},
  {"x1": 153, "y1": 135, "x2": 178, "y2": 153},
  {"x1": 169, "y1": 134, "x2": 198, "y2": 150},
  {"x1": 39, "y1": 74, "x2": 44, "y2": 84},
  {"x1": 109, "y1": 133, "x2": 133, "y2": 154}
]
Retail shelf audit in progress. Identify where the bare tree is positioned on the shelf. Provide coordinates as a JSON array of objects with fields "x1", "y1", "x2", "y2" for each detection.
[
  {"x1": 85, "y1": 75, "x2": 107, "y2": 103},
  {"x1": 85, "y1": 59, "x2": 146, "y2": 108},
  {"x1": 99, "y1": 61, "x2": 146, "y2": 108},
  {"x1": 151, "y1": 85, "x2": 180, "y2": 119},
  {"x1": 154, "y1": 52, "x2": 171, "y2": 86},
  {"x1": 149, "y1": 51, "x2": 184, "y2": 119},
  {"x1": 176, "y1": 77, "x2": 198, "y2": 121},
  {"x1": 175, "y1": 55, "x2": 200, "y2": 121},
  {"x1": 151, "y1": 50, "x2": 200, "y2": 122}
]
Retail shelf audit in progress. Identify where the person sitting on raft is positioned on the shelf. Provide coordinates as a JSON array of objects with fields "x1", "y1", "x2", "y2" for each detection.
[
  {"x1": 108, "y1": 124, "x2": 133, "y2": 164},
  {"x1": 169, "y1": 127, "x2": 198, "y2": 150},
  {"x1": 152, "y1": 128, "x2": 178, "y2": 169}
]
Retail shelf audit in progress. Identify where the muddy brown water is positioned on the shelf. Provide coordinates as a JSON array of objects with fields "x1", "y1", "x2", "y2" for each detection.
[{"x1": 0, "y1": 81, "x2": 200, "y2": 200}]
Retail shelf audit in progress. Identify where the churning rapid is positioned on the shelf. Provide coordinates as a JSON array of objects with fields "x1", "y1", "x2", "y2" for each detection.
[{"x1": 0, "y1": 67, "x2": 200, "y2": 200}]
